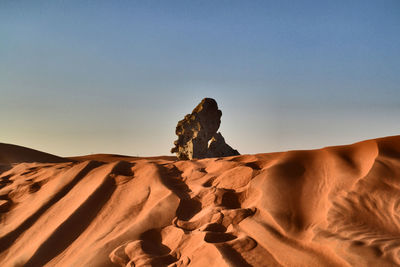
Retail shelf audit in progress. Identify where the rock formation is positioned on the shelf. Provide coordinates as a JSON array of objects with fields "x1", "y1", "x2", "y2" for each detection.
[{"x1": 171, "y1": 98, "x2": 240, "y2": 160}]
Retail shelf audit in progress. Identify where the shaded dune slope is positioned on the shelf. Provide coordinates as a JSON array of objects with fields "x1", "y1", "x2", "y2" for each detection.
[
  {"x1": 1, "y1": 136, "x2": 400, "y2": 266},
  {"x1": 0, "y1": 143, "x2": 69, "y2": 180},
  {"x1": 0, "y1": 143, "x2": 68, "y2": 164}
]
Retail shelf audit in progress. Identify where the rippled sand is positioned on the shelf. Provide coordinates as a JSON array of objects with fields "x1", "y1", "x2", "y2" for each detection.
[{"x1": 1, "y1": 136, "x2": 400, "y2": 266}]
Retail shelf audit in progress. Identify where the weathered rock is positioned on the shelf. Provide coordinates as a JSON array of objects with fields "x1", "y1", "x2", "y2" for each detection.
[{"x1": 171, "y1": 98, "x2": 240, "y2": 160}]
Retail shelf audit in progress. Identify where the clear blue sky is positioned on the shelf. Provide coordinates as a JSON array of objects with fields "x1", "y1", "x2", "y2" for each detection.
[{"x1": 1, "y1": 0, "x2": 399, "y2": 156}]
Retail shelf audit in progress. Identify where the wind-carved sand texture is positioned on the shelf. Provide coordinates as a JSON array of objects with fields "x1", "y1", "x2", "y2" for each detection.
[
  {"x1": 1, "y1": 136, "x2": 400, "y2": 266},
  {"x1": 171, "y1": 98, "x2": 240, "y2": 160}
]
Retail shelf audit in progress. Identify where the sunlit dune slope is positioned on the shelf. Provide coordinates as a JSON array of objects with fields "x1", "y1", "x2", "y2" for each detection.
[
  {"x1": 69, "y1": 154, "x2": 176, "y2": 163},
  {"x1": 1, "y1": 135, "x2": 400, "y2": 266}
]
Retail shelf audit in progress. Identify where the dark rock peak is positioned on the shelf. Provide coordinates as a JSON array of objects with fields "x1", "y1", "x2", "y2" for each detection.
[{"x1": 171, "y1": 98, "x2": 239, "y2": 160}]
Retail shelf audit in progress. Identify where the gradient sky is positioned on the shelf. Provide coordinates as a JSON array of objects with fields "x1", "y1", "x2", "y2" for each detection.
[{"x1": 1, "y1": 0, "x2": 399, "y2": 157}]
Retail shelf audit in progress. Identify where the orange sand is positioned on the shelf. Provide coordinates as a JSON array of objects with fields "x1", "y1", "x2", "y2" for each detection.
[{"x1": 1, "y1": 136, "x2": 400, "y2": 266}]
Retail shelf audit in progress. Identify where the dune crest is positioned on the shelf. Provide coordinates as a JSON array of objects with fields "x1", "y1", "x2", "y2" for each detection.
[{"x1": 1, "y1": 136, "x2": 400, "y2": 266}]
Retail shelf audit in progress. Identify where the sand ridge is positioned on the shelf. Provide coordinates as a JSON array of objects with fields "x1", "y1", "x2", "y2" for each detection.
[{"x1": 1, "y1": 136, "x2": 400, "y2": 266}]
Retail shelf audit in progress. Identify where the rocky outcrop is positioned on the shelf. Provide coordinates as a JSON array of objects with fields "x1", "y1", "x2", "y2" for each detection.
[{"x1": 171, "y1": 98, "x2": 240, "y2": 160}]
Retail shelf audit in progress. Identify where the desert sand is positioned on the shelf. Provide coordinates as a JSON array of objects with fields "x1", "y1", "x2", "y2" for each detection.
[{"x1": 1, "y1": 136, "x2": 400, "y2": 266}]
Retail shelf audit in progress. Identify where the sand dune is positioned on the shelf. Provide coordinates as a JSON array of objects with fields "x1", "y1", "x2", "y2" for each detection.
[
  {"x1": 1, "y1": 136, "x2": 400, "y2": 266},
  {"x1": 0, "y1": 143, "x2": 68, "y2": 165},
  {"x1": 0, "y1": 143, "x2": 69, "y2": 180}
]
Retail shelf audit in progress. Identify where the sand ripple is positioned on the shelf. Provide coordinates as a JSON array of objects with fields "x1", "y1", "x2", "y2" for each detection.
[{"x1": 1, "y1": 136, "x2": 400, "y2": 266}]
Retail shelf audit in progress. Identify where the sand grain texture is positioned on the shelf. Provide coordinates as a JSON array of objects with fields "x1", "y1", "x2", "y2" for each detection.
[{"x1": 1, "y1": 136, "x2": 400, "y2": 266}]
